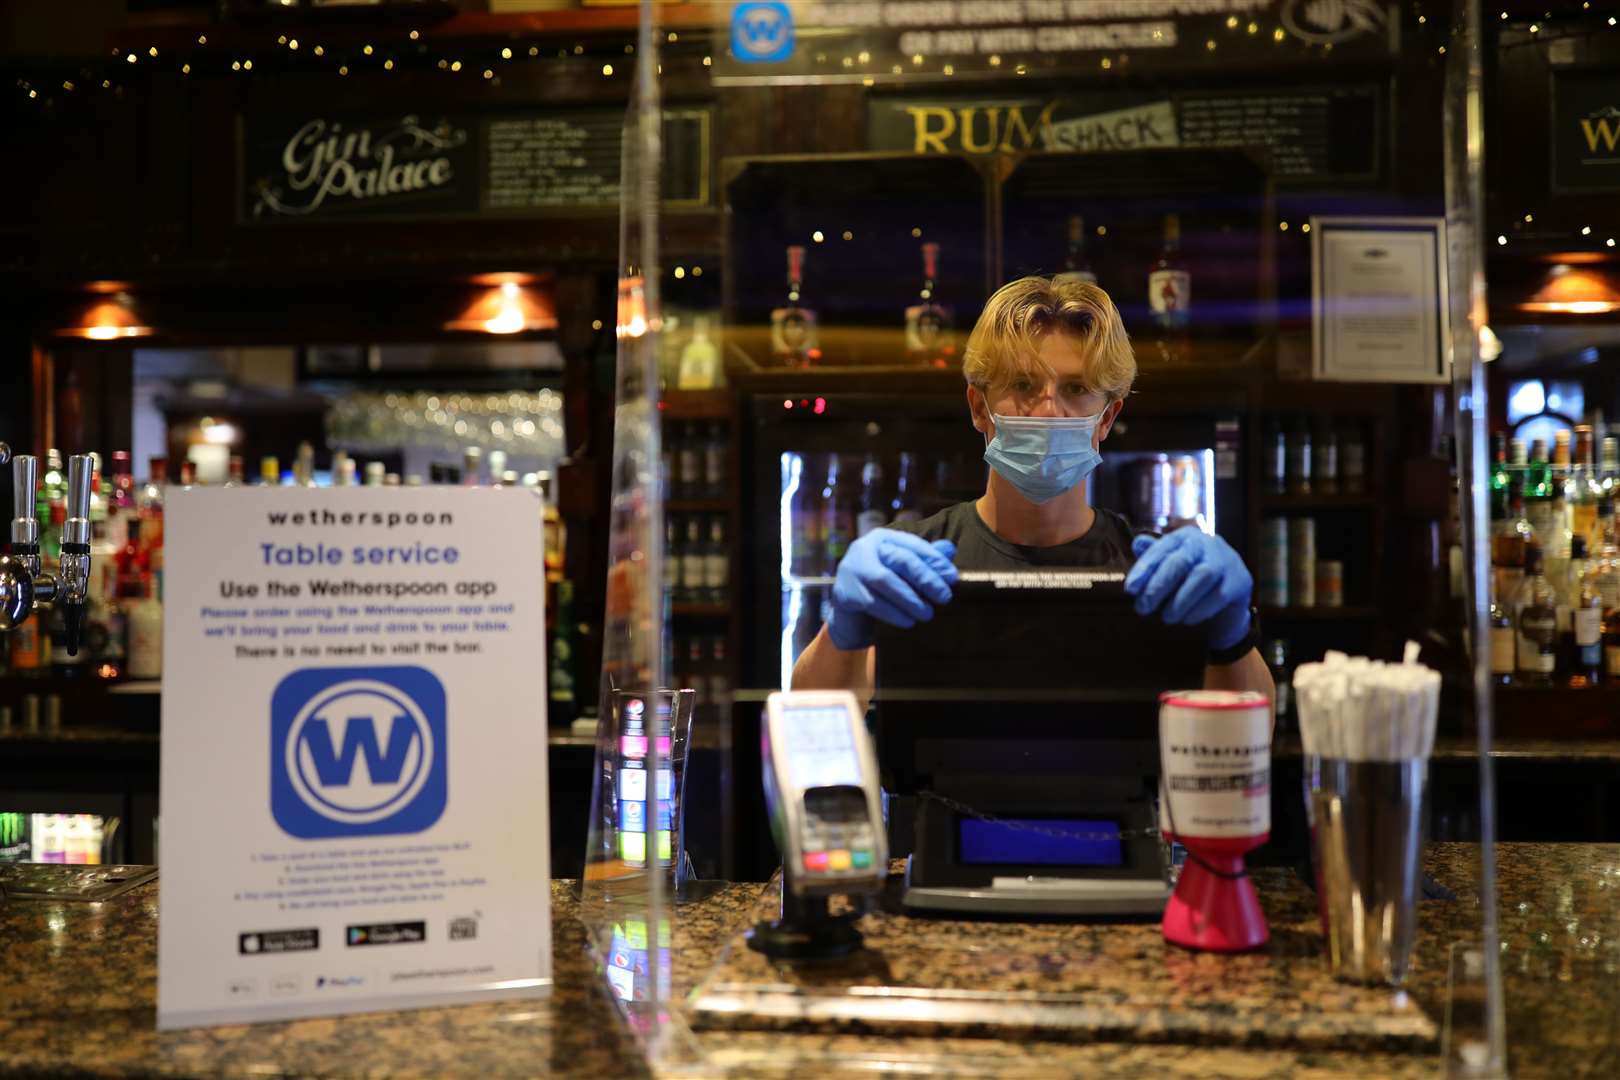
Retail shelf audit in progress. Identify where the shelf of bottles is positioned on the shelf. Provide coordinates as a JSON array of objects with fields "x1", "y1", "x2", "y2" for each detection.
[
  {"x1": 1489, "y1": 427, "x2": 1620, "y2": 699},
  {"x1": 3, "y1": 450, "x2": 164, "y2": 690},
  {"x1": 2, "y1": 445, "x2": 572, "y2": 725},
  {"x1": 1255, "y1": 414, "x2": 1373, "y2": 619},
  {"x1": 728, "y1": 207, "x2": 1254, "y2": 378},
  {"x1": 661, "y1": 404, "x2": 736, "y2": 734}
]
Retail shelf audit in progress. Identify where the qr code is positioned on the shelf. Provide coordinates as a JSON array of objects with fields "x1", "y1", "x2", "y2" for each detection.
[{"x1": 448, "y1": 917, "x2": 478, "y2": 941}]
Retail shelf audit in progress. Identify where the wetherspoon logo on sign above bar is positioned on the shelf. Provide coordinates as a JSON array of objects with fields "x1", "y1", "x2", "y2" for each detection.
[{"x1": 247, "y1": 114, "x2": 472, "y2": 220}]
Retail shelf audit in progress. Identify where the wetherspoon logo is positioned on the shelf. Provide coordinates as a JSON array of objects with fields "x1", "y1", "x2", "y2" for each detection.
[
  {"x1": 731, "y1": 2, "x2": 795, "y2": 63},
  {"x1": 270, "y1": 666, "x2": 447, "y2": 838}
]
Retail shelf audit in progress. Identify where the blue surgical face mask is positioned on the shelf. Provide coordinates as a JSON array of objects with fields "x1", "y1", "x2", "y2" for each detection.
[{"x1": 983, "y1": 411, "x2": 1103, "y2": 504}]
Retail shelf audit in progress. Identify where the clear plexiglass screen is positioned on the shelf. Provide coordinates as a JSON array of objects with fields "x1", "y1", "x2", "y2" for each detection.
[{"x1": 782, "y1": 705, "x2": 864, "y2": 789}]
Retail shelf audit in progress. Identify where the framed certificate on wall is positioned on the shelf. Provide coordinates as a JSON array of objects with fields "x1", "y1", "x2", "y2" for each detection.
[{"x1": 1310, "y1": 217, "x2": 1450, "y2": 384}]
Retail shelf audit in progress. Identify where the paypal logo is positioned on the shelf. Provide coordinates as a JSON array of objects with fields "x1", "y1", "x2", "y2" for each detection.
[
  {"x1": 731, "y1": 1, "x2": 794, "y2": 64},
  {"x1": 271, "y1": 666, "x2": 447, "y2": 838}
]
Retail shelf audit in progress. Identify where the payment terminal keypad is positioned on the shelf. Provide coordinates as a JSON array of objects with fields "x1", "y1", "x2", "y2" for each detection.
[{"x1": 799, "y1": 786, "x2": 878, "y2": 877}]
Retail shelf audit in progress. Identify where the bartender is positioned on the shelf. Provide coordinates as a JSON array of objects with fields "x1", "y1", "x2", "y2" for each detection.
[{"x1": 793, "y1": 276, "x2": 1274, "y2": 706}]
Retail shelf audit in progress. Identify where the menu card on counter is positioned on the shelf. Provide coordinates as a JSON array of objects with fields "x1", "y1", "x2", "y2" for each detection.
[{"x1": 157, "y1": 487, "x2": 550, "y2": 1029}]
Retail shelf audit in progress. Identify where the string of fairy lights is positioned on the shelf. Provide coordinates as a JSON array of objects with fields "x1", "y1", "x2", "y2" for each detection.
[
  {"x1": 10, "y1": 23, "x2": 698, "y2": 106},
  {"x1": 6, "y1": 3, "x2": 1618, "y2": 257}
]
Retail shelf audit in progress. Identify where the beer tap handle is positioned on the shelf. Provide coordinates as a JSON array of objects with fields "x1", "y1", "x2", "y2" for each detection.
[
  {"x1": 11, "y1": 455, "x2": 40, "y2": 571},
  {"x1": 58, "y1": 454, "x2": 94, "y2": 655}
]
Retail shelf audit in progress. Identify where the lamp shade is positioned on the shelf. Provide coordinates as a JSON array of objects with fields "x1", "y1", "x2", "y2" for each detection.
[
  {"x1": 1520, "y1": 260, "x2": 1620, "y2": 316},
  {"x1": 58, "y1": 290, "x2": 153, "y2": 339},
  {"x1": 445, "y1": 276, "x2": 557, "y2": 334}
]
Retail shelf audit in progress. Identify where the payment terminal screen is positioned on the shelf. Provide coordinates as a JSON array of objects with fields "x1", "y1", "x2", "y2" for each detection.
[
  {"x1": 958, "y1": 818, "x2": 1123, "y2": 867},
  {"x1": 782, "y1": 705, "x2": 863, "y2": 788}
]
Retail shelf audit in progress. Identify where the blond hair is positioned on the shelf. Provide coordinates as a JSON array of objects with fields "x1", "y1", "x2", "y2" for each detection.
[{"x1": 962, "y1": 277, "x2": 1136, "y2": 402}]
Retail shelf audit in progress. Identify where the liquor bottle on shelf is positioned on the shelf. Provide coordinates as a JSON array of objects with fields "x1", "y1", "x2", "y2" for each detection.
[
  {"x1": 677, "y1": 423, "x2": 702, "y2": 499},
  {"x1": 126, "y1": 575, "x2": 163, "y2": 680},
  {"x1": 86, "y1": 566, "x2": 125, "y2": 680},
  {"x1": 116, "y1": 518, "x2": 150, "y2": 600},
  {"x1": 665, "y1": 518, "x2": 684, "y2": 604},
  {"x1": 1147, "y1": 213, "x2": 1190, "y2": 361},
  {"x1": 224, "y1": 456, "x2": 245, "y2": 487},
  {"x1": 10, "y1": 606, "x2": 45, "y2": 672},
  {"x1": 708, "y1": 635, "x2": 732, "y2": 717},
  {"x1": 1490, "y1": 433, "x2": 1511, "y2": 497},
  {"x1": 109, "y1": 450, "x2": 135, "y2": 512},
  {"x1": 39, "y1": 449, "x2": 65, "y2": 561},
  {"x1": 1525, "y1": 446, "x2": 1561, "y2": 564},
  {"x1": 703, "y1": 517, "x2": 728, "y2": 605},
  {"x1": 905, "y1": 242, "x2": 956, "y2": 368},
  {"x1": 677, "y1": 314, "x2": 721, "y2": 391},
  {"x1": 703, "y1": 422, "x2": 727, "y2": 499},
  {"x1": 294, "y1": 442, "x2": 316, "y2": 486},
  {"x1": 1594, "y1": 499, "x2": 1620, "y2": 613},
  {"x1": 1603, "y1": 522, "x2": 1620, "y2": 683},
  {"x1": 1489, "y1": 574, "x2": 1515, "y2": 686},
  {"x1": 1570, "y1": 425, "x2": 1602, "y2": 553},
  {"x1": 682, "y1": 517, "x2": 705, "y2": 606},
  {"x1": 820, "y1": 456, "x2": 855, "y2": 576},
  {"x1": 1313, "y1": 421, "x2": 1339, "y2": 497},
  {"x1": 770, "y1": 245, "x2": 819, "y2": 368},
  {"x1": 1264, "y1": 420, "x2": 1287, "y2": 496},
  {"x1": 259, "y1": 456, "x2": 281, "y2": 486},
  {"x1": 1601, "y1": 437, "x2": 1620, "y2": 498},
  {"x1": 461, "y1": 447, "x2": 482, "y2": 487},
  {"x1": 548, "y1": 579, "x2": 577, "y2": 727},
  {"x1": 856, "y1": 454, "x2": 887, "y2": 537},
  {"x1": 1552, "y1": 428, "x2": 1572, "y2": 496},
  {"x1": 1525, "y1": 439, "x2": 1551, "y2": 500},
  {"x1": 891, "y1": 451, "x2": 922, "y2": 526},
  {"x1": 1569, "y1": 536, "x2": 1604, "y2": 688},
  {"x1": 1054, "y1": 214, "x2": 1098, "y2": 286},
  {"x1": 1514, "y1": 544, "x2": 1557, "y2": 687},
  {"x1": 1492, "y1": 484, "x2": 1533, "y2": 605},
  {"x1": 1285, "y1": 421, "x2": 1311, "y2": 496}
]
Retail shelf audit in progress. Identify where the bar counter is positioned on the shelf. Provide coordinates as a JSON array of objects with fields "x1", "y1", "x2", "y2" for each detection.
[{"x1": 2, "y1": 843, "x2": 1616, "y2": 1078}]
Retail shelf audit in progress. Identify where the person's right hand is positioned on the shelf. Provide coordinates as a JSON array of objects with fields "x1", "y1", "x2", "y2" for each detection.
[{"x1": 825, "y1": 529, "x2": 958, "y2": 651}]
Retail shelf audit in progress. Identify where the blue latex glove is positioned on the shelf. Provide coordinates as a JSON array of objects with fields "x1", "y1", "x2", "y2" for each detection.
[
  {"x1": 1125, "y1": 528, "x2": 1252, "y2": 651},
  {"x1": 826, "y1": 529, "x2": 959, "y2": 651}
]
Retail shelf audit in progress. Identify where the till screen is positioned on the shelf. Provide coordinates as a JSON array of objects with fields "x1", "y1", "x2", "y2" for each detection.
[
  {"x1": 958, "y1": 818, "x2": 1123, "y2": 867},
  {"x1": 782, "y1": 705, "x2": 863, "y2": 789}
]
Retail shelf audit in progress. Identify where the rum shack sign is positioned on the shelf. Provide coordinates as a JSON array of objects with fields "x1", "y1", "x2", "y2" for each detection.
[
  {"x1": 868, "y1": 85, "x2": 1382, "y2": 185},
  {"x1": 242, "y1": 113, "x2": 479, "y2": 222}
]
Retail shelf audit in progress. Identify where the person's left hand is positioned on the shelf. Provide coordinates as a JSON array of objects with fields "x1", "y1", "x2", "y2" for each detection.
[{"x1": 1125, "y1": 528, "x2": 1252, "y2": 651}]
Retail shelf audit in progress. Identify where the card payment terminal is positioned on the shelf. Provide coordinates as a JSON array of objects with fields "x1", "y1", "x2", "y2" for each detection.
[{"x1": 750, "y1": 690, "x2": 888, "y2": 959}]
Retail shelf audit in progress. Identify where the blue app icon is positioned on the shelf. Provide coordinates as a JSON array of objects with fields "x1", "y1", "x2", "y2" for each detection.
[
  {"x1": 731, "y1": 1, "x2": 795, "y2": 64},
  {"x1": 271, "y1": 666, "x2": 447, "y2": 839}
]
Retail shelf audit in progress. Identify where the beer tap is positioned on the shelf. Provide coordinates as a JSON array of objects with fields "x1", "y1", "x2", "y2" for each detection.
[{"x1": 0, "y1": 450, "x2": 95, "y2": 655}]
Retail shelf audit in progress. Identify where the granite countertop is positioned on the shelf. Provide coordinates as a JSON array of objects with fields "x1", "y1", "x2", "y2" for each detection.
[{"x1": 2, "y1": 844, "x2": 1617, "y2": 1079}]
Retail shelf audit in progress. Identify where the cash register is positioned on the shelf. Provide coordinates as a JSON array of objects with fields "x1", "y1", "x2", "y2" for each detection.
[{"x1": 872, "y1": 569, "x2": 1206, "y2": 917}]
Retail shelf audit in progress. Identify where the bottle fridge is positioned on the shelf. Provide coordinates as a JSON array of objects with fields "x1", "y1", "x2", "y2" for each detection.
[{"x1": 738, "y1": 389, "x2": 1248, "y2": 693}]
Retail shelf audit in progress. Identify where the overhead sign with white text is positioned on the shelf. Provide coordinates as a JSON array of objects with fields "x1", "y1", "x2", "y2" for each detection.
[
  {"x1": 157, "y1": 487, "x2": 551, "y2": 1029},
  {"x1": 715, "y1": 0, "x2": 1395, "y2": 84}
]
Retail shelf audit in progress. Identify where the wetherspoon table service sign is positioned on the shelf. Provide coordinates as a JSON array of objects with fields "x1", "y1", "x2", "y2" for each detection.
[{"x1": 157, "y1": 486, "x2": 552, "y2": 1027}]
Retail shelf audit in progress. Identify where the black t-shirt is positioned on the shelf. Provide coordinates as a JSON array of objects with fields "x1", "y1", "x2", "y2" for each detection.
[{"x1": 888, "y1": 500, "x2": 1138, "y2": 571}]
